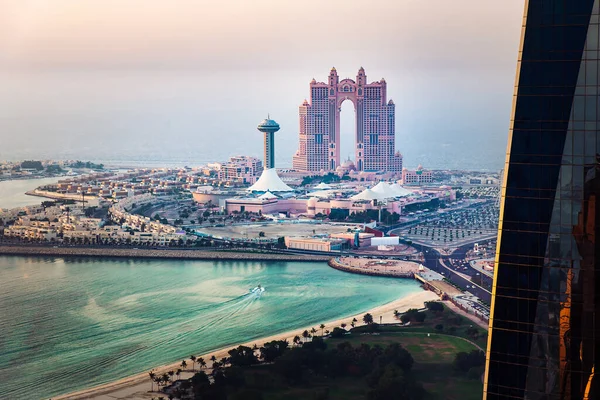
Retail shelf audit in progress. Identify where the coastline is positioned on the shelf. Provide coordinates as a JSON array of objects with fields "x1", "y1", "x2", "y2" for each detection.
[
  {"x1": 54, "y1": 290, "x2": 439, "y2": 400},
  {"x1": 0, "y1": 245, "x2": 330, "y2": 262}
]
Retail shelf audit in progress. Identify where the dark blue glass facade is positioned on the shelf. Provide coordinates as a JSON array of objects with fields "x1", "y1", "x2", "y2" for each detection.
[{"x1": 485, "y1": 1, "x2": 599, "y2": 399}]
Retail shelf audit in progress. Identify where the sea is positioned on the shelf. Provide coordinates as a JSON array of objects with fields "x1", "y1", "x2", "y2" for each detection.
[
  {"x1": 0, "y1": 179, "x2": 422, "y2": 399},
  {"x1": 0, "y1": 256, "x2": 421, "y2": 400}
]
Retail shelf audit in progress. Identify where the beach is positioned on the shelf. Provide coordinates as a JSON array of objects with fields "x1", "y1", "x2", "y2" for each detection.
[{"x1": 55, "y1": 290, "x2": 439, "y2": 400}]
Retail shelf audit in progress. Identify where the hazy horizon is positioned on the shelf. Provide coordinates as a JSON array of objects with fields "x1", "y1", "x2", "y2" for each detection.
[{"x1": 0, "y1": 0, "x2": 525, "y2": 170}]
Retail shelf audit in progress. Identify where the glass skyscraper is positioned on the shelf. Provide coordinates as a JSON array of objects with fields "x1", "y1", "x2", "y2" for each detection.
[{"x1": 485, "y1": 1, "x2": 599, "y2": 399}]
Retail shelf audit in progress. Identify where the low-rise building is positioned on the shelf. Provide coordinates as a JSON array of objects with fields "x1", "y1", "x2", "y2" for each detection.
[
  {"x1": 284, "y1": 236, "x2": 344, "y2": 252},
  {"x1": 218, "y1": 156, "x2": 264, "y2": 185},
  {"x1": 402, "y1": 165, "x2": 433, "y2": 185}
]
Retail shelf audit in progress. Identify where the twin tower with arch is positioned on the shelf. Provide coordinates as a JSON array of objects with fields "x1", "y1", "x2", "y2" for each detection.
[{"x1": 292, "y1": 67, "x2": 403, "y2": 174}]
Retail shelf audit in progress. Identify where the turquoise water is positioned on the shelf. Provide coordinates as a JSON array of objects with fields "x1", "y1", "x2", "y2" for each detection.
[
  {"x1": 0, "y1": 177, "x2": 58, "y2": 209},
  {"x1": 0, "y1": 256, "x2": 421, "y2": 399}
]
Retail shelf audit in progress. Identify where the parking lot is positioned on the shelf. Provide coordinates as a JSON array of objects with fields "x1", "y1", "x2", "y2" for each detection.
[{"x1": 397, "y1": 201, "x2": 499, "y2": 248}]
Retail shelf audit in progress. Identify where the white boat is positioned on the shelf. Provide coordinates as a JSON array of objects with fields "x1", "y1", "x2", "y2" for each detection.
[{"x1": 250, "y1": 284, "x2": 265, "y2": 296}]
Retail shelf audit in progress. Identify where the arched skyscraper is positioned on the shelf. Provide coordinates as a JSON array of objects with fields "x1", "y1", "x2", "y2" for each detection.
[
  {"x1": 292, "y1": 67, "x2": 402, "y2": 173},
  {"x1": 485, "y1": 1, "x2": 599, "y2": 398}
]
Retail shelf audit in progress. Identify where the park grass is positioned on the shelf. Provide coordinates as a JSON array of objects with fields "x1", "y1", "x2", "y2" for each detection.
[
  {"x1": 351, "y1": 304, "x2": 488, "y2": 350},
  {"x1": 326, "y1": 332, "x2": 483, "y2": 400}
]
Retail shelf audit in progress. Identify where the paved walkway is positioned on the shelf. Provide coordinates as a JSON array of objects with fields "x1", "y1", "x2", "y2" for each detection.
[{"x1": 444, "y1": 300, "x2": 489, "y2": 330}]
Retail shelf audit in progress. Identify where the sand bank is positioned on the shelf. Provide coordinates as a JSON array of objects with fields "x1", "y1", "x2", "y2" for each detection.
[{"x1": 55, "y1": 290, "x2": 439, "y2": 400}]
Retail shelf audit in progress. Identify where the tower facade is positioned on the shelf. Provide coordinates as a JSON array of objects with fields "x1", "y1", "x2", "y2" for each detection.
[
  {"x1": 484, "y1": 1, "x2": 599, "y2": 399},
  {"x1": 257, "y1": 117, "x2": 280, "y2": 170},
  {"x1": 292, "y1": 67, "x2": 402, "y2": 173}
]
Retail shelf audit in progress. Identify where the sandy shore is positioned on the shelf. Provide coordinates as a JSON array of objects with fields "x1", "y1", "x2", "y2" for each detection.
[{"x1": 54, "y1": 290, "x2": 439, "y2": 400}]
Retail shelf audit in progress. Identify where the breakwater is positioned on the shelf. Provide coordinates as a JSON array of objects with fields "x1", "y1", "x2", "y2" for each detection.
[{"x1": 0, "y1": 245, "x2": 330, "y2": 262}]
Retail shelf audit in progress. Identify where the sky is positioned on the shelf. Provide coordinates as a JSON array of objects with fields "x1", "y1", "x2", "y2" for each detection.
[{"x1": 0, "y1": 0, "x2": 525, "y2": 170}]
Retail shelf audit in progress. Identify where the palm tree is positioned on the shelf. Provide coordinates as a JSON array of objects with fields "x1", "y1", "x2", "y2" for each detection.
[
  {"x1": 320, "y1": 323, "x2": 326, "y2": 336},
  {"x1": 176, "y1": 368, "x2": 182, "y2": 380},
  {"x1": 293, "y1": 335, "x2": 301, "y2": 346},
  {"x1": 302, "y1": 330, "x2": 309, "y2": 343},
  {"x1": 161, "y1": 373, "x2": 170, "y2": 387},
  {"x1": 180, "y1": 360, "x2": 187, "y2": 370},
  {"x1": 341, "y1": 323, "x2": 347, "y2": 330},
  {"x1": 153, "y1": 375, "x2": 163, "y2": 390},
  {"x1": 168, "y1": 370, "x2": 174, "y2": 382},
  {"x1": 198, "y1": 357, "x2": 206, "y2": 369},
  {"x1": 310, "y1": 327, "x2": 317, "y2": 338},
  {"x1": 190, "y1": 355, "x2": 196, "y2": 371},
  {"x1": 210, "y1": 355, "x2": 217, "y2": 366},
  {"x1": 148, "y1": 371, "x2": 156, "y2": 391},
  {"x1": 325, "y1": 329, "x2": 330, "y2": 335}
]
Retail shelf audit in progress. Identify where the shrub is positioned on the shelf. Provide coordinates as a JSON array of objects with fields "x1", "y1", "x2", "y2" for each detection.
[
  {"x1": 425, "y1": 301, "x2": 444, "y2": 312},
  {"x1": 330, "y1": 327, "x2": 346, "y2": 339},
  {"x1": 414, "y1": 312, "x2": 426, "y2": 323}
]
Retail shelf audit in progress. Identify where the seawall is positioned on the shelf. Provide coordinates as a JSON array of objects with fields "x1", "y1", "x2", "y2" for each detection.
[{"x1": 0, "y1": 245, "x2": 331, "y2": 262}]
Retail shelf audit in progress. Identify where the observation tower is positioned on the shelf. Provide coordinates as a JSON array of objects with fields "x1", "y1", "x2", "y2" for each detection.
[
  {"x1": 257, "y1": 116, "x2": 280, "y2": 169},
  {"x1": 247, "y1": 116, "x2": 293, "y2": 192}
]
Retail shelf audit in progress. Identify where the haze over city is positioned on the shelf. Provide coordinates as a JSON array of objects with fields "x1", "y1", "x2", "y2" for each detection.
[
  {"x1": 0, "y1": 0, "x2": 523, "y2": 170},
  {"x1": 3, "y1": 1, "x2": 600, "y2": 399}
]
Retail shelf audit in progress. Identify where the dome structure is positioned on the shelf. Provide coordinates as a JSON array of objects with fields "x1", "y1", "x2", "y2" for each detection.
[
  {"x1": 247, "y1": 168, "x2": 293, "y2": 192},
  {"x1": 341, "y1": 159, "x2": 356, "y2": 169},
  {"x1": 257, "y1": 117, "x2": 281, "y2": 134}
]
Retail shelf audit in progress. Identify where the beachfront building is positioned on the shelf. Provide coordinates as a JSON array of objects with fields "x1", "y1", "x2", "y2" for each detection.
[
  {"x1": 402, "y1": 165, "x2": 433, "y2": 185},
  {"x1": 217, "y1": 156, "x2": 263, "y2": 185},
  {"x1": 292, "y1": 67, "x2": 403, "y2": 173}
]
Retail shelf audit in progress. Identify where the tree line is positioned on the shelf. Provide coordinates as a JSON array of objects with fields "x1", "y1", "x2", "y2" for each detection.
[{"x1": 168, "y1": 338, "x2": 425, "y2": 400}]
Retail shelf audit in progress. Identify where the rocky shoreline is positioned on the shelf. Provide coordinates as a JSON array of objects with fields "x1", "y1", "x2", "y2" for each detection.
[{"x1": 0, "y1": 245, "x2": 331, "y2": 262}]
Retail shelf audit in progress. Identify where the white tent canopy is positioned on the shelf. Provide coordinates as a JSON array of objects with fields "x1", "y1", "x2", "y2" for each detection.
[
  {"x1": 351, "y1": 188, "x2": 382, "y2": 200},
  {"x1": 258, "y1": 191, "x2": 278, "y2": 200},
  {"x1": 371, "y1": 181, "x2": 398, "y2": 199},
  {"x1": 390, "y1": 183, "x2": 413, "y2": 197},
  {"x1": 314, "y1": 182, "x2": 332, "y2": 190},
  {"x1": 247, "y1": 168, "x2": 294, "y2": 192},
  {"x1": 307, "y1": 189, "x2": 337, "y2": 198}
]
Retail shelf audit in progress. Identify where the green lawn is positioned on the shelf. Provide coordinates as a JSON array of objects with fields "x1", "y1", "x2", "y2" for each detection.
[
  {"x1": 351, "y1": 305, "x2": 488, "y2": 350},
  {"x1": 325, "y1": 304, "x2": 488, "y2": 400}
]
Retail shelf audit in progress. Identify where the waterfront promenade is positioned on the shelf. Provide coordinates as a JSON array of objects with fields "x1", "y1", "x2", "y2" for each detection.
[{"x1": 0, "y1": 245, "x2": 330, "y2": 262}]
